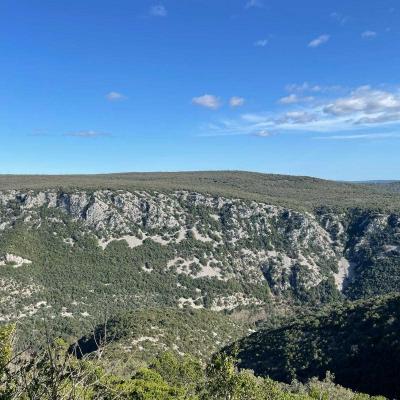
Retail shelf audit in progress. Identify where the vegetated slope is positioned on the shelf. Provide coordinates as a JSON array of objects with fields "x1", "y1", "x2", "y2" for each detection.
[
  {"x1": 1, "y1": 171, "x2": 400, "y2": 210},
  {"x1": 72, "y1": 308, "x2": 252, "y2": 373},
  {"x1": 1, "y1": 188, "x2": 400, "y2": 343},
  {"x1": 1, "y1": 325, "x2": 387, "y2": 400},
  {"x1": 361, "y1": 181, "x2": 400, "y2": 193},
  {"x1": 227, "y1": 294, "x2": 400, "y2": 399}
]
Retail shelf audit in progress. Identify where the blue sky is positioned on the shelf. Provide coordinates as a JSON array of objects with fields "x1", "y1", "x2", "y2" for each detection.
[{"x1": 1, "y1": 0, "x2": 399, "y2": 180}]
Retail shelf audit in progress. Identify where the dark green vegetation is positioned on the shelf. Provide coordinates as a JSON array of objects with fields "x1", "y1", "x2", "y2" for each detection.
[
  {"x1": 1, "y1": 171, "x2": 400, "y2": 210},
  {"x1": 0, "y1": 325, "x2": 386, "y2": 399},
  {"x1": 228, "y1": 294, "x2": 400, "y2": 399}
]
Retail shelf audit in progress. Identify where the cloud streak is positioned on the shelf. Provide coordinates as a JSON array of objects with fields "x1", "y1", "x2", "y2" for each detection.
[
  {"x1": 202, "y1": 86, "x2": 400, "y2": 139},
  {"x1": 245, "y1": 0, "x2": 264, "y2": 9},
  {"x1": 285, "y1": 82, "x2": 344, "y2": 94},
  {"x1": 254, "y1": 39, "x2": 268, "y2": 47},
  {"x1": 150, "y1": 4, "x2": 167, "y2": 17},
  {"x1": 362, "y1": 30, "x2": 377, "y2": 38},
  {"x1": 315, "y1": 132, "x2": 400, "y2": 140},
  {"x1": 308, "y1": 34, "x2": 330, "y2": 48},
  {"x1": 229, "y1": 97, "x2": 245, "y2": 107},
  {"x1": 253, "y1": 129, "x2": 273, "y2": 137},
  {"x1": 105, "y1": 91, "x2": 127, "y2": 101},
  {"x1": 279, "y1": 94, "x2": 314, "y2": 104},
  {"x1": 65, "y1": 130, "x2": 111, "y2": 138}
]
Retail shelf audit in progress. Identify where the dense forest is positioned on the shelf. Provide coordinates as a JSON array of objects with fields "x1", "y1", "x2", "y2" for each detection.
[{"x1": 227, "y1": 294, "x2": 400, "y2": 398}]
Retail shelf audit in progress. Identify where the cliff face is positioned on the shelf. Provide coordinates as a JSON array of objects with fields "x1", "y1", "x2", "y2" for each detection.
[{"x1": 0, "y1": 189, "x2": 400, "y2": 325}]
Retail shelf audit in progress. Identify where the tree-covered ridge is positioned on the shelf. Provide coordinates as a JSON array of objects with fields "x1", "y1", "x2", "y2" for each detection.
[
  {"x1": 1, "y1": 171, "x2": 400, "y2": 211},
  {"x1": 0, "y1": 324, "x2": 387, "y2": 399},
  {"x1": 227, "y1": 294, "x2": 400, "y2": 399}
]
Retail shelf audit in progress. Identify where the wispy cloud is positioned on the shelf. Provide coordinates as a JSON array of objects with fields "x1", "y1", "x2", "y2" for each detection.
[
  {"x1": 315, "y1": 132, "x2": 400, "y2": 140},
  {"x1": 285, "y1": 82, "x2": 344, "y2": 94},
  {"x1": 245, "y1": 0, "x2": 264, "y2": 9},
  {"x1": 362, "y1": 30, "x2": 377, "y2": 39},
  {"x1": 229, "y1": 97, "x2": 245, "y2": 107},
  {"x1": 253, "y1": 129, "x2": 273, "y2": 137},
  {"x1": 150, "y1": 4, "x2": 167, "y2": 17},
  {"x1": 105, "y1": 91, "x2": 127, "y2": 102},
  {"x1": 279, "y1": 94, "x2": 299, "y2": 104},
  {"x1": 330, "y1": 12, "x2": 349, "y2": 25},
  {"x1": 65, "y1": 130, "x2": 111, "y2": 138},
  {"x1": 308, "y1": 34, "x2": 330, "y2": 48},
  {"x1": 254, "y1": 39, "x2": 269, "y2": 47},
  {"x1": 278, "y1": 94, "x2": 314, "y2": 104},
  {"x1": 322, "y1": 86, "x2": 400, "y2": 121},
  {"x1": 285, "y1": 82, "x2": 322, "y2": 93},
  {"x1": 192, "y1": 94, "x2": 221, "y2": 110},
  {"x1": 277, "y1": 111, "x2": 317, "y2": 124},
  {"x1": 202, "y1": 86, "x2": 400, "y2": 138}
]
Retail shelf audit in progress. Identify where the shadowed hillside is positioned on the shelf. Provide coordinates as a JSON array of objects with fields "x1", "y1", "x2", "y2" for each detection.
[{"x1": 227, "y1": 294, "x2": 400, "y2": 398}]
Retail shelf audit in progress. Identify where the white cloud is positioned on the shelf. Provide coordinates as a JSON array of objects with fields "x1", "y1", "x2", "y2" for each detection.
[
  {"x1": 323, "y1": 86, "x2": 400, "y2": 118},
  {"x1": 285, "y1": 82, "x2": 323, "y2": 93},
  {"x1": 245, "y1": 0, "x2": 264, "y2": 9},
  {"x1": 192, "y1": 94, "x2": 221, "y2": 110},
  {"x1": 150, "y1": 4, "x2": 167, "y2": 17},
  {"x1": 278, "y1": 94, "x2": 313, "y2": 104},
  {"x1": 65, "y1": 130, "x2": 110, "y2": 138},
  {"x1": 105, "y1": 91, "x2": 127, "y2": 102},
  {"x1": 229, "y1": 97, "x2": 245, "y2": 107},
  {"x1": 308, "y1": 34, "x2": 330, "y2": 48},
  {"x1": 277, "y1": 111, "x2": 317, "y2": 124},
  {"x1": 202, "y1": 86, "x2": 400, "y2": 137},
  {"x1": 253, "y1": 130, "x2": 272, "y2": 137},
  {"x1": 254, "y1": 39, "x2": 268, "y2": 47},
  {"x1": 279, "y1": 94, "x2": 299, "y2": 104},
  {"x1": 362, "y1": 30, "x2": 377, "y2": 38}
]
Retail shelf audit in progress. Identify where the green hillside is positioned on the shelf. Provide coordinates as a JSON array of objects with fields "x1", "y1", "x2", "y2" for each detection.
[
  {"x1": 1, "y1": 323, "x2": 387, "y2": 400},
  {"x1": 1, "y1": 171, "x2": 400, "y2": 210},
  {"x1": 71, "y1": 308, "x2": 253, "y2": 374},
  {"x1": 1, "y1": 172, "x2": 400, "y2": 398},
  {"x1": 227, "y1": 294, "x2": 400, "y2": 398}
]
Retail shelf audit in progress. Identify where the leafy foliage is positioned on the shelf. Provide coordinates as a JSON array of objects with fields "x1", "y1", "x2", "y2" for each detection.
[
  {"x1": 0, "y1": 325, "x2": 14, "y2": 377},
  {"x1": 0, "y1": 331, "x2": 386, "y2": 400},
  {"x1": 227, "y1": 294, "x2": 400, "y2": 398}
]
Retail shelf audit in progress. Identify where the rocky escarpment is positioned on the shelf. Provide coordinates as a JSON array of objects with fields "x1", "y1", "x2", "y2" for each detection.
[{"x1": 0, "y1": 189, "x2": 400, "y2": 327}]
